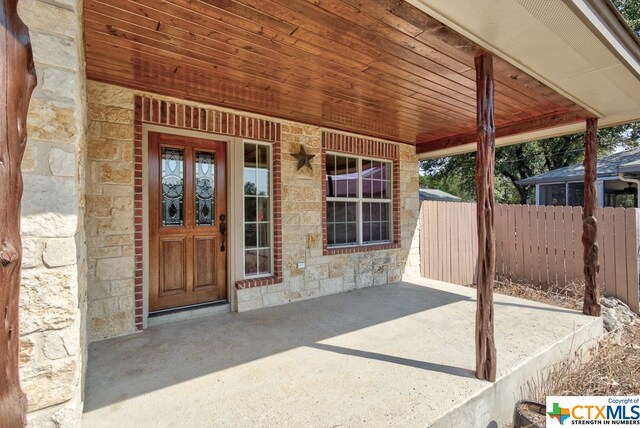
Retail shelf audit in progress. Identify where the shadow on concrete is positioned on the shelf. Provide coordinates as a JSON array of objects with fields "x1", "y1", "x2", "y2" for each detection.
[
  {"x1": 310, "y1": 343, "x2": 475, "y2": 378},
  {"x1": 84, "y1": 282, "x2": 468, "y2": 411}
]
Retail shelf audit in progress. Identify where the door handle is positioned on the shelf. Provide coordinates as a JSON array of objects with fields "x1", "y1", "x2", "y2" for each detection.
[{"x1": 219, "y1": 214, "x2": 226, "y2": 252}]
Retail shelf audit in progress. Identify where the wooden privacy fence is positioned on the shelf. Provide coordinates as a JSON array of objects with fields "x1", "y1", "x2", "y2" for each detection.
[{"x1": 419, "y1": 201, "x2": 640, "y2": 313}]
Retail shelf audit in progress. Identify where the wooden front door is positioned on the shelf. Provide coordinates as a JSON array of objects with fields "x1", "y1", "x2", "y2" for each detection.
[{"x1": 149, "y1": 132, "x2": 227, "y2": 312}]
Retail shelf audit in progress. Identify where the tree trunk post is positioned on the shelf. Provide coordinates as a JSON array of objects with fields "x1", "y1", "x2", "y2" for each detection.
[
  {"x1": 582, "y1": 118, "x2": 601, "y2": 316},
  {"x1": 1, "y1": 0, "x2": 37, "y2": 426},
  {"x1": 474, "y1": 51, "x2": 497, "y2": 382}
]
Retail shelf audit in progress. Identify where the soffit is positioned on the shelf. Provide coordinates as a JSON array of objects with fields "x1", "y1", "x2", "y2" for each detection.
[{"x1": 84, "y1": 0, "x2": 590, "y2": 147}]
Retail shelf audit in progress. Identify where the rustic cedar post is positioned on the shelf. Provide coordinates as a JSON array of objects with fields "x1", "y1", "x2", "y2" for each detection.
[
  {"x1": 1, "y1": 0, "x2": 37, "y2": 426},
  {"x1": 474, "y1": 51, "x2": 497, "y2": 382},
  {"x1": 582, "y1": 118, "x2": 601, "y2": 316}
]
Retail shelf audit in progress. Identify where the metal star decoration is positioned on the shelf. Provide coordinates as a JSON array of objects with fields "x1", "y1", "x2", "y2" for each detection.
[{"x1": 291, "y1": 145, "x2": 315, "y2": 171}]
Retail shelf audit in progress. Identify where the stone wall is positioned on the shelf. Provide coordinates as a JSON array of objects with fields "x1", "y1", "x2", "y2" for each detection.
[
  {"x1": 236, "y1": 126, "x2": 420, "y2": 310},
  {"x1": 85, "y1": 83, "x2": 137, "y2": 341},
  {"x1": 18, "y1": 0, "x2": 88, "y2": 426},
  {"x1": 83, "y1": 81, "x2": 420, "y2": 338}
]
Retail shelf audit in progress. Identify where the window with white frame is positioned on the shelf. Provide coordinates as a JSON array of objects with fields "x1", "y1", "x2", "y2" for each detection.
[
  {"x1": 325, "y1": 154, "x2": 392, "y2": 247},
  {"x1": 243, "y1": 142, "x2": 272, "y2": 277}
]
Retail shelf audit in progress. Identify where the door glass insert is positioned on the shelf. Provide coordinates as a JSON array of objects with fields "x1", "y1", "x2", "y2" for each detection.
[
  {"x1": 161, "y1": 147, "x2": 184, "y2": 226},
  {"x1": 195, "y1": 151, "x2": 215, "y2": 225}
]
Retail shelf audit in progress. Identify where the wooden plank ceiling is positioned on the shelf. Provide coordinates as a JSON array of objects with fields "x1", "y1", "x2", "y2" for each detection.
[{"x1": 84, "y1": 0, "x2": 591, "y2": 152}]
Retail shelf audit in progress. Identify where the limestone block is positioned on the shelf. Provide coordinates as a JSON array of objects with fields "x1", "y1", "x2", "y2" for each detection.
[
  {"x1": 41, "y1": 68, "x2": 76, "y2": 101},
  {"x1": 355, "y1": 272, "x2": 373, "y2": 289},
  {"x1": 43, "y1": 237, "x2": 76, "y2": 268},
  {"x1": 237, "y1": 287, "x2": 261, "y2": 302},
  {"x1": 96, "y1": 163, "x2": 134, "y2": 185},
  {"x1": 21, "y1": 358, "x2": 77, "y2": 411},
  {"x1": 111, "y1": 197, "x2": 134, "y2": 216},
  {"x1": 23, "y1": 238, "x2": 45, "y2": 269},
  {"x1": 85, "y1": 195, "x2": 113, "y2": 218},
  {"x1": 87, "y1": 245, "x2": 121, "y2": 259},
  {"x1": 320, "y1": 277, "x2": 342, "y2": 295},
  {"x1": 101, "y1": 122, "x2": 134, "y2": 140},
  {"x1": 105, "y1": 235, "x2": 134, "y2": 246},
  {"x1": 304, "y1": 264, "x2": 328, "y2": 281},
  {"x1": 89, "y1": 311, "x2": 134, "y2": 341},
  {"x1": 110, "y1": 279, "x2": 134, "y2": 297},
  {"x1": 303, "y1": 279, "x2": 319, "y2": 291},
  {"x1": 329, "y1": 258, "x2": 347, "y2": 278},
  {"x1": 29, "y1": 32, "x2": 77, "y2": 71},
  {"x1": 89, "y1": 104, "x2": 134, "y2": 124},
  {"x1": 289, "y1": 275, "x2": 304, "y2": 292},
  {"x1": 22, "y1": 144, "x2": 38, "y2": 172},
  {"x1": 43, "y1": 332, "x2": 70, "y2": 360},
  {"x1": 388, "y1": 268, "x2": 402, "y2": 283},
  {"x1": 117, "y1": 294, "x2": 135, "y2": 311},
  {"x1": 87, "y1": 81, "x2": 134, "y2": 109},
  {"x1": 96, "y1": 217, "x2": 134, "y2": 236},
  {"x1": 27, "y1": 98, "x2": 76, "y2": 143},
  {"x1": 19, "y1": 0, "x2": 78, "y2": 38},
  {"x1": 358, "y1": 258, "x2": 372, "y2": 274},
  {"x1": 343, "y1": 267, "x2": 356, "y2": 283},
  {"x1": 373, "y1": 271, "x2": 388, "y2": 286},
  {"x1": 87, "y1": 281, "x2": 111, "y2": 301},
  {"x1": 87, "y1": 138, "x2": 120, "y2": 161},
  {"x1": 95, "y1": 256, "x2": 134, "y2": 280},
  {"x1": 237, "y1": 299, "x2": 264, "y2": 312},
  {"x1": 100, "y1": 184, "x2": 134, "y2": 196},
  {"x1": 263, "y1": 291, "x2": 287, "y2": 307},
  {"x1": 49, "y1": 148, "x2": 75, "y2": 177},
  {"x1": 20, "y1": 335, "x2": 36, "y2": 365},
  {"x1": 20, "y1": 267, "x2": 77, "y2": 335}
]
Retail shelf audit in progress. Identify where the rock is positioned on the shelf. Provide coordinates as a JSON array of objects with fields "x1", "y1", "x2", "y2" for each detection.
[
  {"x1": 600, "y1": 296, "x2": 639, "y2": 332},
  {"x1": 95, "y1": 257, "x2": 134, "y2": 280},
  {"x1": 43, "y1": 237, "x2": 76, "y2": 268},
  {"x1": 49, "y1": 148, "x2": 75, "y2": 177},
  {"x1": 601, "y1": 297, "x2": 617, "y2": 308},
  {"x1": 21, "y1": 359, "x2": 77, "y2": 411}
]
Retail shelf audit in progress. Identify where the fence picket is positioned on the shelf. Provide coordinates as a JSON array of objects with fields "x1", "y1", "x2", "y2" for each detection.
[
  {"x1": 603, "y1": 207, "x2": 616, "y2": 294},
  {"x1": 614, "y1": 207, "x2": 627, "y2": 300},
  {"x1": 624, "y1": 209, "x2": 639, "y2": 312},
  {"x1": 563, "y1": 207, "x2": 575, "y2": 283}
]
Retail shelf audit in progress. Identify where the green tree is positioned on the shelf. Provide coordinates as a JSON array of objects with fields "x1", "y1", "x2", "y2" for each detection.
[{"x1": 421, "y1": 0, "x2": 640, "y2": 204}]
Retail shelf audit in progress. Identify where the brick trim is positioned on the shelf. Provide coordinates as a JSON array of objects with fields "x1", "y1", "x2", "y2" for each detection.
[
  {"x1": 134, "y1": 95, "x2": 282, "y2": 329},
  {"x1": 321, "y1": 131, "x2": 402, "y2": 256}
]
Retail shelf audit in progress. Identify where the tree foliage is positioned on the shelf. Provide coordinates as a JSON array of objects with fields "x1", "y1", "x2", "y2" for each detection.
[{"x1": 420, "y1": 0, "x2": 640, "y2": 204}]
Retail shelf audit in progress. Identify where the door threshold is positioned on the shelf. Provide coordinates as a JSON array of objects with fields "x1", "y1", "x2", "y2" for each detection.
[{"x1": 147, "y1": 301, "x2": 230, "y2": 327}]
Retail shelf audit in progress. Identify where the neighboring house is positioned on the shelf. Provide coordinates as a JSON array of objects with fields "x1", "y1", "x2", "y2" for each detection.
[
  {"x1": 5, "y1": 0, "x2": 640, "y2": 426},
  {"x1": 419, "y1": 188, "x2": 462, "y2": 203},
  {"x1": 517, "y1": 147, "x2": 640, "y2": 208}
]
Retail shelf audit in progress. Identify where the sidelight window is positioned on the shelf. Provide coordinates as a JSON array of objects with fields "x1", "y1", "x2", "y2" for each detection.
[{"x1": 243, "y1": 142, "x2": 272, "y2": 277}]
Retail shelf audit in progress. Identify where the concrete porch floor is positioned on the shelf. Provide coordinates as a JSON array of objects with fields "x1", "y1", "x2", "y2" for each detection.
[{"x1": 82, "y1": 279, "x2": 602, "y2": 428}]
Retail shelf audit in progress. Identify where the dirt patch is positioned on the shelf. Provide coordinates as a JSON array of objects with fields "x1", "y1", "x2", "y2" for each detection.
[{"x1": 486, "y1": 279, "x2": 640, "y2": 398}]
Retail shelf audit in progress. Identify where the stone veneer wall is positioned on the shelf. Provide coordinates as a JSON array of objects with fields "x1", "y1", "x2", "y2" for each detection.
[
  {"x1": 85, "y1": 80, "x2": 420, "y2": 340},
  {"x1": 18, "y1": 0, "x2": 88, "y2": 427}
]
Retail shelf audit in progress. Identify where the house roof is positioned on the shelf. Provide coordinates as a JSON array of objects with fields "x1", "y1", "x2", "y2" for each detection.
[
  {"x1": 82, "y1": 0, "x2": 640, "y2": 153},
  {"x1": 517, "y1": 147, "x2": 640, "y2": 185},
  {"x1": 413, "y1": 0, "x2": 640, "y2": 158},
  {"x1": 419, "y1": 188, "x2": 462, "y2": 202}
]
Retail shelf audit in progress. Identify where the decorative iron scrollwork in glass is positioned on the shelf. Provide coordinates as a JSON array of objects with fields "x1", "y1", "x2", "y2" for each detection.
[
  {"x1": 161, "y1": 148, "x2": 184, "y2": 226},
  {"x1": 195, "y1": 152, "x2": 215, "y2": 225}
]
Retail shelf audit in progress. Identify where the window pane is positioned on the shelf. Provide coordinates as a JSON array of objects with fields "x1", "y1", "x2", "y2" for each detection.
[
  {"x1": 245, "y1": 250, "x2": 257, "y2": 276},
  {"x1": 258, "y1": 197, "x2": 270, "y2": 221},
  {"x1": 568, "y1": 182, "x2": 584, "y2": 207},
  {"x1": 259, "y1": 249, "x2": 270, "y2": 274},
  {"x1": 362, "y1": 179, "x2": 373, "y2": 198},
  {"x1": 245, "y1": 224, "x2": 257, "y2": 248},
  {"x1": 195, "y1": 152, "x2": 215, "y2": 225},
  {"x1": 161, "y1": 148, "x2": 184, "y2": 226},
  {"x1": 334, "y1": 202, "x2": 346, "y2": 222},
  {"x1": 346, "y1": 202, "x2": 356, "y2": 222},
  {"x1": 244, "y1": 169, "x2": 256, "y2": 195},
  {"x1": 258, "y1": 223, "x2": 270, "y2": 248},
  {"x1": 335, "y1": 224, "x2": 346, "y2": 244},
  {"x1": 362, "y1": 202, "x2": 391, "y2": 244},
  {"x1": 245, "y1": 197, "x2": 256, "y2": 222},
  {"x1": 346, "y1": 223, "x2": 357, "y2": 243},
  {"x1": 257, "y1": 169, "x2": 269, "y2": 196},
  {"x1": 327, "y1": 155, "x2": 357, "y2": 198}
]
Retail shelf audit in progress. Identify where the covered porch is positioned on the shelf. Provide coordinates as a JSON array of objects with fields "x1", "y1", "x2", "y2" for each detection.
[{"x1": 82, "y1": 279, "x2": 602, "y2": 427}]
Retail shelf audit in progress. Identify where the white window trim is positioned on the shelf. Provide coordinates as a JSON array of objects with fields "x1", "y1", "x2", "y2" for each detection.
[
  {"x1": 242, "y1": 140, "x2": 274, "y2": 279},
  {"x1": 326, "y1": 152, "x2": 393, "y2": 248}
]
